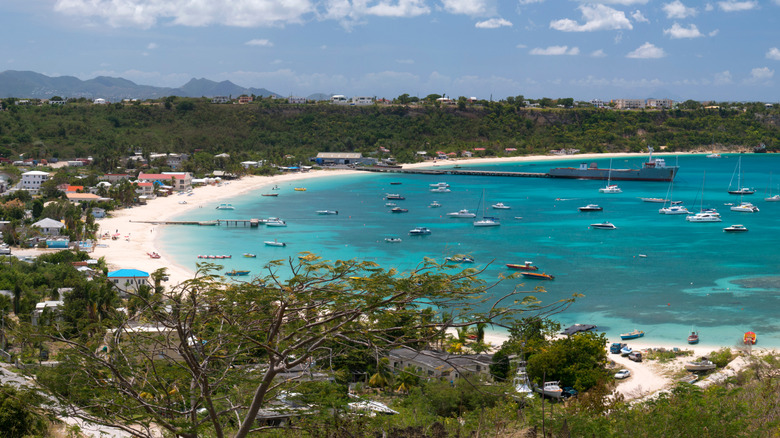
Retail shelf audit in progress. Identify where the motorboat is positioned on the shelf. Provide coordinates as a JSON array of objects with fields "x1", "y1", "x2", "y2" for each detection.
[
  {"x1": 686, "y1": 211, "x2": 722, "y2": 222},
  {"x1": 492, "y1": 202, "x2": 511, "y2": 209},
  {"x1": 264, "y1": 240, "x2": 287, "y2": 247},
  {"x1": 385, "y1": 202, "x2": 397, "y2": 207},
  {"x1": 390, "y1": 207, "x2": 409, "y2": 213},
  {"x1": 384, "y1": 237, "x2": 402, "y2": 243},
  {"x1": 243, "y1": 253, "x2": 257, "y2": 258},
  {"x1": 578, "y1": 204, "x2": 603, "y2": 212},
  {"x1": 687, "y1": 331, "x2": 699, "y2": 344},
  {"x1": 409, "y1": 227, "x2": 432, "y2": 235},
  {"x1": 429, "y1": 182, "x2": 450, "y2": 188},
  {"x1": 620, "y1": 329, "x2": 645, "y2": 340},
  {"x1": 506, "y1": 261, "x2": 538, "y2": 271},
  {"x1": 724, "y1": 224, "x2": 748, "y2": 232},
  {"x1": 659, "y1": 205, "x2": 690, "y2": 215},
  {"x1": 294, "y1": 187, "x2": 307, "y2": 191},
  {"x1": 316, "y1": 210, "x2": 338, "y2": 215},
  {"x1": 685, "y1": 359, "x2": 716, "y2": 372},
  {"x1": 521, "y1": 272, "x2": 554, "y2": 280},
  {"x1": 744, "y1": 331, "x2": 757, "y2": 345},
  {"x1": 429, "y1": 201, "x2": 442, "y2": 208},
  {"x1": 707, "y1": 153, "x2": 721, "y2": 158},
  {"x1": 445, "y1": 255, "x2": 475, "y2": 263},
  {"x1": 730, "y1": 202, "x2": 759, "y2": 212},
  {"x1": 473, "y1": 217, "x2": 500, "y2": 227},
  {"x1": 261, "y1": 193, "x2": 278, "y2": 197},
  {"x1": 225, "y1": 270, "x2": 250, "y2": 276},
  {"x1": 430, "y1": 187, "x2": 451, "y2": 193},
  {"x1": 535, "y1": 381, "x2": 563, "y2": 399},
  {"x1": 390, "y1": 182, "x2": 402, "y2": 185},
  {"x1": 216, "y1": 203, "x2": 235, "y2": 210},
  {"x1": 620, "y1": 345, "x2": 633, "y2": 356},
  {"x1": 385, "y1": 194, "x2": 405, "y2": 200},
  {"x1": 447, "y1": 209, "x2": 476, "y2": 218},
  {"x1": 590, "y1": 222, "x2": 616, "y2": 230},
  {"x1": 265, "y1": 219, "x2": 287, "y2": 227}
]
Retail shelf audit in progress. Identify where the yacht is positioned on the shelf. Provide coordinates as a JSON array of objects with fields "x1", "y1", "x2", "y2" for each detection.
[
  {"x1": 590, "y1": 222, "x2": 617, "y2": 230},
  {"x1": 447, "y1": 209, "x2": 476, "y2": 218},
  {"x1": 409, "y1": 227, "x2": 432, "y2": 235},
  {"x1": 430, "y1": 187, "x2": 451, "y2": 193},
  {"x1": 599, "y1": 185, "x2": 622, "y2": 194},
  {"x1": 265, "y1": 218, "x2": 287, "y2": 227},
  {"x1": 659, "y1": 205, "x2": 690, "y2": 215},
  {"x1": 492, "y1": 202, "x2": 511, "y2": 209},
  {"x1": 686, "y1": 211, "x2": 722, "y2": 222},
  {"x1": 316, "y1": 210, "x2": 338, "y2": 215},
  {"x1": 429, "y1": 201, "x2": 442, "y2": 208},
  {"x1": 730, "y1": 202, "x2": 759, "y2": 212},
  {"x1": 473, "y1": 217, "x2": 500, "y2": 227},
  {"x1": 429, "y1": 182, "x2": 450, "y2": 188},
  {"x1": 723, "y1": 224, "x2": 748, "y2": 232},
  {"x1": 578, "y1": 204, "x2": 603, "y2": 212}
]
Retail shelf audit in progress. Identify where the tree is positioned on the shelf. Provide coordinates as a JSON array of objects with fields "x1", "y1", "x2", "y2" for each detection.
[
  {"x1": 0, "y1": 384, "x2": 49, "y2": 437},
  {"x1": 36, "y1": 257, "x2": 575, "y2": 438}
]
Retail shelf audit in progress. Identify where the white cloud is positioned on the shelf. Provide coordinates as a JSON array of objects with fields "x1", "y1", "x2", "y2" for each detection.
[
  {"x1": 441, "y1": 0, "x2": 492, "y2": 16},
  {"x1": 717, "y1": 1, "x2": 758, "y2": 12},
  {"x1": 518, "y1": 0, "x2": 545, "y2": 4},
  {"x1": 662, "y1": 1, "x2": 696, "y2": 18},
  {"x1": 631, "y1": 10, "x2": 648, "y2": 22},
  {"x1": 626, "y1": 42, "x2": 666, "y2": 58},
  {"x1": 767, "y1": 47, "x2": 780, "y2": 60},
  {"x1": 396, "y1": 59, "x2": 415, "y2": 64},
  {"x1": 591, "y1": 49, "x2": 607, "y2": 57},
  {"x1": 749, "y1": 66, "x2": 774, "y2": 81},
  {"x1": 147, "y1": 42, "x2": 158, "y2": 50},
  {"x1": 550, "y1": 4, "x2": 632, "y2": 32},
  {"x1": 663, "y1": 23, "x2": 703, "y2": 38},
  {"x1": 475, "y1": 18, "x2": 512, "y2": 28},
  {"x1": 714, "y1": 70, "x2": 732, "y2": 85},
  {"x1": 705, "y1": 3, "x2": 714, "y2": 10},
  {"x1": 361, "y1": 0, "x2": 431, "y2": 17},
  {"x1": 516, "y1": 43, "x2": 528, "y2": 48},
  {"x1": 245, "y1": 39, "x2": 273, "y2": 47},
  {"x1": 529, "y1": 45, "x2": 580, "y2": 55},
  {"x1": 54, "y1": 0, "x2": 316, "y2": 28},
  {"x1": 708, "y1": 29, "x2": 719, "y2": 36},
  {"x1": 572, "y1": 0, "x2": 648, "y2": 4}
]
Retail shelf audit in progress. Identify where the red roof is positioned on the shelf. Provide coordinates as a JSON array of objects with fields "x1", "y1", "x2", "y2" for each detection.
[
  {"x1": 473, "y1": 148, "x2": 486, "y2": 151},
  {"x1": 135, "y1": 182, "x2": 154, "y2": 187}
]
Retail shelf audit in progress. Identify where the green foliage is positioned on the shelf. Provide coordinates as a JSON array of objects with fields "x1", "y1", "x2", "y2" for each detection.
[
  {"x1": 645, "y1": 348, "x2": 693, "y2": 363},
  {"x1": 525, "y1": 331, "x2": 610, "y2": 391},
  {"x1": 709, "y1": 348, "x2": 736, "y2": 368},
  {"x1": 0, "y1": 384, "x2": 49, "y2": 438}
]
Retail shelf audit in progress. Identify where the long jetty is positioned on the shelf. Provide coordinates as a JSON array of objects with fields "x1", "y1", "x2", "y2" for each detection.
[
  {"x1": 131, "y1": 218, "x2": 264, "y2": 227},
  {"x1": 354, "y1": 166, "x2": 549, "y2": 178}
]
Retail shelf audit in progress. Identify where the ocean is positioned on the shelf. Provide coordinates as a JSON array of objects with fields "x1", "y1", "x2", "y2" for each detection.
[{"x1": 159, "y1": 153, "x2": 780, "y2": 348}]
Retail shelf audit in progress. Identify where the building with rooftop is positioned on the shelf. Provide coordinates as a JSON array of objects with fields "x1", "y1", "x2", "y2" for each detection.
[
  {"x1": 20, "y1": 170, "x2": 50, "y2": 193},
  {"x1": 387, "y1": 347, "x2": 493, "y2": 382},
  {"x1": 107, "y1": 269, "x2": 150, "y2": 295}
]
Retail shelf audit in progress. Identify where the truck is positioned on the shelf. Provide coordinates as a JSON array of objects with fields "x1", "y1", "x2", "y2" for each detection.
[{"x1": 610, "y1": 343, "x2": 626, "y2": 354}]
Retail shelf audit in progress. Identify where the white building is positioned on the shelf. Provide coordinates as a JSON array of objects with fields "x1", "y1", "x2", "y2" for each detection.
[
  {"x1": 32, "y1": 218, "x2": 65, "y2": 236},
  {"x1": 93, "y1": 98, "x2": 108, "y2": 104},
  {"x1": 352, "y1": 96, "x2": 374, "y2": 105},
  {"x1": 21, "y1": 170, "x2": 50, "y2": 193},
  {"x1": 288, "y1": 96, "x2": 306, "y2": 104},
  {"x1": 646, "y1": 98, "x2": 673, "y2": 109},
  {"x1": 613, "y1": 99, "x2": 646, "y2": 110},
  {"x1": 590, "y1": 99, "x2": 606, "y2": 108},
  {"x1": 330, "y1": 95, "x2": 349, "y2": 104}
]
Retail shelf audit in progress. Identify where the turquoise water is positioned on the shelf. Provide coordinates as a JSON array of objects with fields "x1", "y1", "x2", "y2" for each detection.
[{"x1": 159, "y1": 154, "x2": 780, "y2": 348}]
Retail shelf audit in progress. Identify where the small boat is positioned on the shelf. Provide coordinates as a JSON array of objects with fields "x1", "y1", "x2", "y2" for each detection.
[
  {"x1": 216, "y1": 203, "x2": 235, "y2": 210},
  {"x1": 409, "y1": 227, "x2": 432, "y2": 235},
  {"x1": 659, "y1": 205, "x2": 690, "y2": 215},
  {"x1": 316, "y1": 210, "x2": 338, "y2": 215},
  {"x1": 599, "y1": 184, "x2": 622, "y2": 194},
  {"x1": 578, "y1": 204, "x2": 603, "y2": 212},
  {"x1": 264, "y1": 240, "x2": 286, "y2": 247},
  {"x1": 385, "y1": 194, "x2": 405, "y2": 200},
  {"x1": 390, "y1": 182, "x2": 402, "y2": 185},
  {"x1": 429, "y1": 201, "x2": 442, "y2": 208},
  {"x1": 492, "y1": 202, "x2": 511, "y2": 209},
  {"x1": 620, "y1": 345, "x2": 633, "y2": 356},
  {"x1": 294, "y1": 187, "x2": 307, "y2": 191},
  {"x1": 641, "y1": 197, "x2": 669, "y2": 203},
  {"x1": 390, "y1": 207, "x2": 409, "y2": 213},
  {"x1": 178, "y1": 200, "x2": 187, "y2": 204},
  {"x1": 535, "y1": 381, "x2": 563, "y2": 399},
  {"x1": 723, "y1": 224, "x2": 748, "y2": 232},
  {"x1": 243, "y1": 253, "x2": 256, "y2": 258},
  {"x1": 686, "y1": 211, "x2": 722, "y2": 222},
  {"x1": 225, "y1": 270, "x2": 250, "y2": 277},
  {"x1": 445, "y1": 255, "x2": 475, "y2": 263},
  {"x1": 429, "y1": 182, "x2": 450, "y2": 188},
  {"x1": 447, "y1": 209, "x2": 476, "y2": 218},
  {"x1": 730, "y1": 202, "x2": 759, "y2": 212},
  {"x1": 590, "y1": 222, "x2": 616, "y2": 230},
  {"x1": 261, "y1": 193, "x2": 279, "y2": 197},
  {"x1": 521, "y1": 272, "x2": 554, "y2": 280},
  {"x1": 707, "y1": 153, "x2": 721, "y2": 158},
  {"x1": 744, "y1": 331, "x2": 757, "y2": 345},
  {"x1": 687, "y1": 331, "x2": 699, "y2": 344},
  {"x1": 266, "y1": 219, "x2": 287, "y2": 227},
  {"x1": 685, "y1": 359, "x2": 716, "y2": 372},
  {"x1": 506, "y1": 261, "x2": 538, "y2": 271},
  {"x1": 765, "y1": 195, "x2": 780, "y2": 202},
  {"x1": 385, "y1": 202, "x2": 397, "y2": 207},
  {"x1": 473, "y1": 217, "x2": 500, "y2": 227},
  {"x1": 148, "y1": 252, "x2": 161, "y2": 259},
  {"x1": 384, "y1": 237, "x2": 402, "y2": 243},
  {"x1": 620, "y1": 329, "x2": 645, "y2": 340},
  {"x1": 430, "y1": 187, "x2": 451, "y2": 193}
]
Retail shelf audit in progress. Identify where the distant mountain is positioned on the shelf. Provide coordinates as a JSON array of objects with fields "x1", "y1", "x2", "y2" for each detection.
[{"x1": 0, "y1": 70, "x2": 281, "y2": 101}]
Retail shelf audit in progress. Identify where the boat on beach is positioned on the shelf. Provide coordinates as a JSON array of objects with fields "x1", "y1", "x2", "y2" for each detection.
[
  {"x1": 744, "y1": 331, "x2": 757, "y2": 345},
  {"x1": 148, "y1": 252, "x2": 161, "y2": 259},
  {"x1": 620, "y1": 329, "x2": 644, "y2": 340},
  {"x1": 688, "y1": 331, "x2": 699, "y2": 344},
  {"x1": 535, "y1": 381, "x2": 563, "y2": 399},
  {"x1": 521, "y1": 272, "x2": 554, "y2": 280},
  {"x1": 506, "y1": 261, "x2": 538, "y2": 271},
  {"x1": 685, "y1": 359, "x2": 716, "y2": 372},
  {"x1": 620, "y1": 345, "x2": 633, "y2": 356}
]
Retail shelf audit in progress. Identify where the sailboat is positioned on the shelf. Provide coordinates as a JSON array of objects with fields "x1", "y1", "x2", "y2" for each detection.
[
  {"x1": 765, "y1": 172, "x2": 780, "y2": 202},
  {"x1": 728, "y1": 156, "x2": 755, "y2": 195},
  {"x1": 473, "y1": 190, "x2": 500, "y2": 227},
  {"x1": 729, "y1": 157, "x2": 759, "y2": 212},
  {"x1": 659, "y1": 165, "x2": 689, "y2": 215},
  {"x1": 598, "y1": 159, "x2": 622, "y2": 193},
  {"x1": 686, "y1": 173, "x2": 721, "y2": 222}
]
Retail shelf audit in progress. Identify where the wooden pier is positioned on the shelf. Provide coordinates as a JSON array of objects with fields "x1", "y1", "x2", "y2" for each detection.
[
  {"x1": 131, "y1": 218, "x2": 264, "y2": 227},
  {"x1": 355, "y1": 167, "x2": 549, "y2": 178}
]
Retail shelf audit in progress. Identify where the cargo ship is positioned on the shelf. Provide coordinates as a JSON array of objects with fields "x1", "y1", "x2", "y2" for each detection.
[{"x1": 547, "y1": 148, "x2": 678, "y2": 182}]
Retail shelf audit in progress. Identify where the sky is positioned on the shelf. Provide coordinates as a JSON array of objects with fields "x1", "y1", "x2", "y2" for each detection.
[{"x1": 2, "y1": 0, "x2": 779, "y2": 101}]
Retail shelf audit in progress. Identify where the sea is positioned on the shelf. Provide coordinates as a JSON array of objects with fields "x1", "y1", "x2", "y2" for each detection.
[{"x1": 159, "y1": 153, "x2": 780, "y2": 349}]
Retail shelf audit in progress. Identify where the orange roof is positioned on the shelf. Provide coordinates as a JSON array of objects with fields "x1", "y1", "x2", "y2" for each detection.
[
  {"x1": 66, "y1": 193, "x2": 101, "y2": 201},
  {"x1": 135, "y1": 182, "x2": 154, "y2": 187}
]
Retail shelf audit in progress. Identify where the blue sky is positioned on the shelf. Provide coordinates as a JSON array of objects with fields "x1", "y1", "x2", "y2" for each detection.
[{"x1": 2, "y1": 0, "x2": 779, "y2": 101}]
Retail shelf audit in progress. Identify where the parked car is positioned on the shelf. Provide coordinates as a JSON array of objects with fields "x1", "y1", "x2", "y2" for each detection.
[
  {"x1": 628, "y1": 351, "x2": 642, "y2": 362},
  {"x1": 615, "y1": 369, "x2": 631, "y2": 379},
  {"x1": 562, "y1": 387, "x2": 578, "y2": 399},
  {"x1": 610, "y1": 342, "x2": 626, "y2": 354}
]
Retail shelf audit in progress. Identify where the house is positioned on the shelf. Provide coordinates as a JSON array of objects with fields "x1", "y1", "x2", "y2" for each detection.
[
  {"x1": 288, "y1": 96, "x2": 306, "y2": 104},
  {"x1": 107, "y1": 269, "x2": 150, "y2": 295},
  {"x1": 133, "y1": 181, "x2": 155, "y2": 198},
  {"x1": 91, "y1": 208, "x2": 106, "y2": 219},
  {"x1": 311, "y1": 153, "x2": 377, "y2": 166},
  {"x1": 387, "y1": 347, "x2": 493, "y2": 381},
  {"x1": 238, "y1": 95, "x2": 253, "y2": 104},
  {"x1": 613, "y1": 99, "x2": 645, "y2": 110},
  {"x1": 65, "y1": 193, "x2": 104, "y2": 203},
  {"x1": 93, "y1": 98, "x2": 108, "y2": 104},
  {"x1": 32, "y1": 300, "x2": 64, "y2": 326},
  {"x1": 352, "y1": 96, "x2": 373, "y2": 105},
  {"x1": 20, "y1": 170, "x2": 50, "y2": 193},
  {"x1": 137, "y1": 172, "x2": 192, "y2": 192},
  {"x1": 330, "y1": 95, "x2": 349, "y2": 104},
  {"x1": 211, "y1": 96, "x2": 230, "y2": 104},
  {"x1": 32, "y1": 218, "x2": 65, "y2": 236}
]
